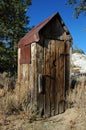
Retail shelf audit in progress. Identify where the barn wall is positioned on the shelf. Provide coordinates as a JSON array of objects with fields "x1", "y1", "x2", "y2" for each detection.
[
  {"x1": 17, "y1": 40, "x2": 71, "y2": 117},
  {"x1": 17, "y1": 43, "x2": 37, "y2": 110}
]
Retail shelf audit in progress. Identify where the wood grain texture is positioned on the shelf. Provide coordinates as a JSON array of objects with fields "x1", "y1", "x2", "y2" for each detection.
[
  {"x1": 55, "y1": 41, "x2": 65, "y2": 114},
  {"x1": 36, "y1": 42, "x2": 44, "y2": 116},
  {"x1": 44, "y1": 39, "x2": 51, "y2": 117},
  {"x1": 50, "y1": 40, "x2": 56, "y2": 116},
  {"x1": 18, "y1": 39, "x2": 71, "y2": 117},
  {"x1": 65, "y1": 41, "x2": 71, "y2": 91}
]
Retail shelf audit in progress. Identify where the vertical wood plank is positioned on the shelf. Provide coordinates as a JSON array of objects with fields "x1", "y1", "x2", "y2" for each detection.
[
  {"x1": 65, "y1": 41, "x2": 71, "y2": 110},
  {"x1": 44, "y1": 39, "x2": 51, "y2": 117},
  {"x1": 30, "y1": 44, "x2": 34, "y2": 105},
  {"x1": 55, "y1": 41, "x2": 59, "y2": 115},
  {"x1": 65, "y1": 41, "x2": 71, "y2": 91},
  {"x1": 55, "y1": 41, "x2": 65, "y2": 114},
  {"x1": 50, "y1": 40, "x2": 56, "y2": 116},
  {"x1": 29, "y1": 43, "x2": 37, "y2": 109},
  {"x1": 36, "y1": 42, "x2": 44, "y2": 116},
  {"x1": 59, "y1": 41, "x2": 65, "y2": 114},
  {"x1": 33, "y1": 43, "x2": 37, "y2": 112}
]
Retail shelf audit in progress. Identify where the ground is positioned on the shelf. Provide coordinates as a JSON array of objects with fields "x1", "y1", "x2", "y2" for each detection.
[{"x1": 0, "y1": 107, "x2": 86, "y2": 130}]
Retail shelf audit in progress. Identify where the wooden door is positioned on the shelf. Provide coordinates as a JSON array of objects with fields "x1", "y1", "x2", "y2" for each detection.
[
  {"x1": 43, "y1": 39, "x2": 67, "y2": 117},
  {"x1": 37, "y1": 39, "x2": 70, "y2": 117}
]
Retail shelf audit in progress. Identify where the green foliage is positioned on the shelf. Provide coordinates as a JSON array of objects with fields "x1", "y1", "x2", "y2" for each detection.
[
  {"x1": 67, "y1": 0, "x2": 86, "y2": 18},
  {"x1": 0, "y1": 0, "x2": 31, "y2": 75},
  {"x1": 72, "y1": 46, "x2": 85, "y2": 54},
  {"x1": 0, "y1": 45, "x2": 17, "y2": 76}
]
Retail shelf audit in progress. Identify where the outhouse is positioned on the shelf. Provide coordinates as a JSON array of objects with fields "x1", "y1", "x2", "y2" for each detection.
[{"x1": 18, "y1": 13, "x2": 72, "y2": 117}]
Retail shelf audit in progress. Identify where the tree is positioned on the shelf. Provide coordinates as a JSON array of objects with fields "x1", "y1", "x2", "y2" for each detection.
[
  {"x1": 67, "y1": 0, "x2": 86, "y2": 18},
  {"x1": 0, "y1": 0, "x2": 31, "y2": 75}
]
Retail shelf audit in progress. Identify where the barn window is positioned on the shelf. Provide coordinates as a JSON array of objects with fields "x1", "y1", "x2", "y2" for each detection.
[{"x1": 20, "y1": 45, "x2": 31, "y2": 64}]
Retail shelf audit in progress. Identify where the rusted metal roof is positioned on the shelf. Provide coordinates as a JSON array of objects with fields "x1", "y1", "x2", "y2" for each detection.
[{"x1": 18, "y1": 13, "x2": 71, "y2": 48}]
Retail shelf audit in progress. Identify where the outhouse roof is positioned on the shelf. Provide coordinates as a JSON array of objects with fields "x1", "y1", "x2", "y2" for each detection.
[{"x1": 18, "y1": 12, "x2": 72, "y2": 48}]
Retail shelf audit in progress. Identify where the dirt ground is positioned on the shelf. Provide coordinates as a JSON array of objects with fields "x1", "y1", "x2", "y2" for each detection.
[{"x1": 0, "y1": 107, "x2": 86, "y2": 130}]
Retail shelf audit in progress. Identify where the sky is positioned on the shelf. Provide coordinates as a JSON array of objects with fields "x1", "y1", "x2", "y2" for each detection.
[{"x1": 27, "y1": 0, "x2": 86, "y2": 53}]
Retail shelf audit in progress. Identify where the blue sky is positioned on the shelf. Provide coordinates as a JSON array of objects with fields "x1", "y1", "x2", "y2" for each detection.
[{"x1": 27, "y1": 0, "x2": 86, "y2": 53}]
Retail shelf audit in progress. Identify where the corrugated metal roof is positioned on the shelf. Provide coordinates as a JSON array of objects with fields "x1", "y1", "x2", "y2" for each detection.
[{"x1": 18, "y1": 13, "x2": 71, "y2": 48}]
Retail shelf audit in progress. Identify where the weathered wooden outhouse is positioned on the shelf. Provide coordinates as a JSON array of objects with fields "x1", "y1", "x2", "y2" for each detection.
[{"x1": 18, "y1": 13, "x2": 72, "y2": 117}]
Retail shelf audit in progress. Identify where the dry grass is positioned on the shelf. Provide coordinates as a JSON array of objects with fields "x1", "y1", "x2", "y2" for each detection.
[
  {"x1": 0, "y1": 92, "x2": 21, "y2": 114},
  {"x1": 0, "y1": 74, "x2": 86, "y2": 130},
  {"x1": 0, "y1": 91, "x2": 35, "y2": 121},
  {"x1": 1, "y1": 76, "x2": 86, "y2": 116},
  {"x1": 67, "y1": 77, "x2": 86, "y2": 110}
]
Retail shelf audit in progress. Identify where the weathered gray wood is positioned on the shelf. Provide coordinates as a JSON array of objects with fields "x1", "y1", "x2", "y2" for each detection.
[
  {"x1": 38, "y1": 74, "x2": 44, "y2": 94},
  {"x1": 36, "y1": 43, "x2": 44, "y2": 116},
  {"x1": 50, "y1": 40, "x2": 56, "y2": 116},
  {"x1": 33, "y1": 43, "x2": 37, "y2": 111},
  {"x1": 55, "y1": 41, "x2": 65, "y2": 114},
  {"x1": 65, "y1": 41, "x2": 71, "y2": 91},
  {"x1": 44, "y1": 39, "x2": 51, "y2": 117},
  {"x1": 58, "y1": 41, "x2": 65, "y2": 114},
  {"x1": 54, "y1": 41, "x2": 59, "y2": 115}
]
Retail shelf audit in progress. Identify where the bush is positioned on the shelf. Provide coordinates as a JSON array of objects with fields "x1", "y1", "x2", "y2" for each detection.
[{"x1": 72, "y1": 46, "x2": 85, "y2": 54}]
